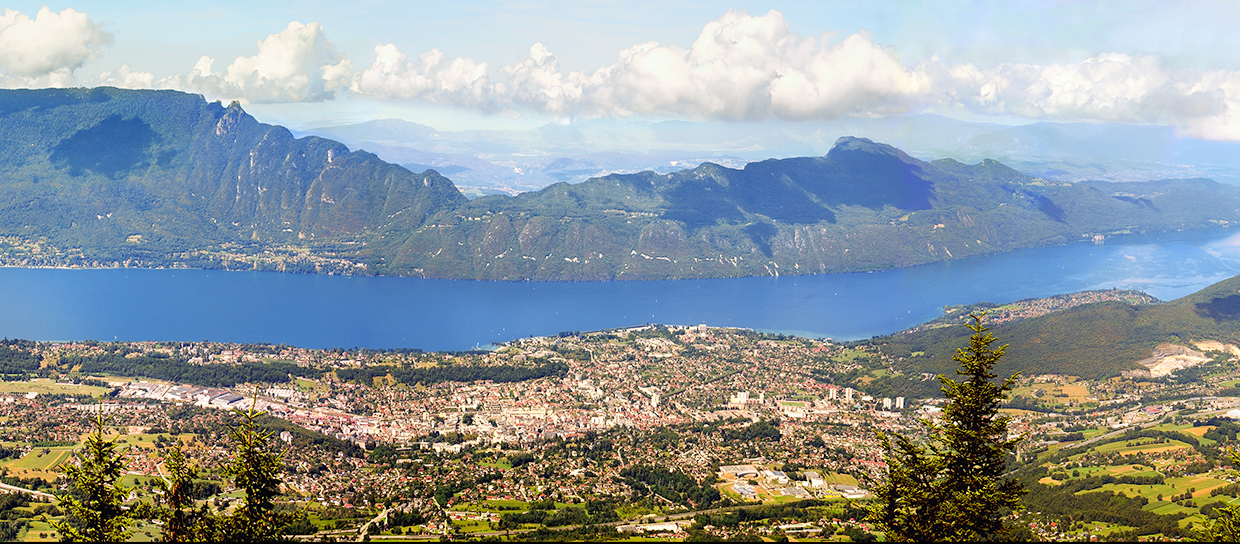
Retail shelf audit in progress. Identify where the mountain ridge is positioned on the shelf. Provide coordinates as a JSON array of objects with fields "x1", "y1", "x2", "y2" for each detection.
[
  {"x1": 875, "y1": 274, "x2": 1240, "y2": 380},
  {"x1": 2, "y1": 88, "x2": 1240, "y2": 281}
]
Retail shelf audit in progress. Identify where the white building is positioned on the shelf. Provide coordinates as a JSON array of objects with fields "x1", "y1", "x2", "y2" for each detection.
[{"x1": 896, "y1": 397, "x2": 905, "y2": 410}]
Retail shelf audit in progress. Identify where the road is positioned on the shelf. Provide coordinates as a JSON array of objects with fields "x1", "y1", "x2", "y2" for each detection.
[{"x1": 0, "y1": 481, "x2": 55, "y2": 501}]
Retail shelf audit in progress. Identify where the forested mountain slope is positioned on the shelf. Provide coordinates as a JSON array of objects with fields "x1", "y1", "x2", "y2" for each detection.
[
  {"x1": 380, "y1": 138, "x2": 1240, "y2": 280},
  {"x1": 2, "y1": 87, "x2": 1239, "y2": 281},
  {"x1": 877, "y1": 274, "x2": 1240, "y2": 379},
  {"x1": 0, "y1": 87, "x2": 464, "y2": 270}
]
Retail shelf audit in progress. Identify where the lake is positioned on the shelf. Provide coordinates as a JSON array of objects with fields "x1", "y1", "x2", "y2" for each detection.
[{"x1": 2, "y1": 228, "x2": 1240, "y2": 351}]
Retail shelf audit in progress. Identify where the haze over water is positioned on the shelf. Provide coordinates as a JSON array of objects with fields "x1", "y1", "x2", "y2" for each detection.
[{"x1": 2, "y1": 228, "x2": 1240, "y2": 351}]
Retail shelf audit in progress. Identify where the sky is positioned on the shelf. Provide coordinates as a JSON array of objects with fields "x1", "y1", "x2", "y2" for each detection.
[{"x1": 3, "y1": 1, "x2": 1240, "y2": 138}]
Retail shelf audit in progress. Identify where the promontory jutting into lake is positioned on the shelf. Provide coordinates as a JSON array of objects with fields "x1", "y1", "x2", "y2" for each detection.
[
  {"x1": 0, "y1": 227, "x2": 1237, "y2": 350},
  {"x1": 6, "y1": 88, "x2": 1240, "y2": 349}
]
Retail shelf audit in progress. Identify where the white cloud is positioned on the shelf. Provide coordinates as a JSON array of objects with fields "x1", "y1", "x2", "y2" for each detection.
[
  {"x1": 350, "y1": 44, "x2": 491, "y2": 108},
  {"x1": 61, "y1": 8, "x2": 1240, "y2": 142},
  {"x1": 95, "y1": 64, "x2": 155, "y2": 89},
  {"x1": 161, "y1": 21, "x2": 352, "y2": 103},
  {"x1": 593, "y1": 11, "x2": 928, "y2": 120},
  {"x1": 919, "y1": 54, "x2": 1240, "y2": 141},
  {"x1": 352, "y1": 9, "x2": 927, "y2": 121},
  {"x1": 349, "y1": 8, "x2": 1240, "y2": 140},
  {"x1": 0, "y1": 7, "x2": 109, "y2": 88}
]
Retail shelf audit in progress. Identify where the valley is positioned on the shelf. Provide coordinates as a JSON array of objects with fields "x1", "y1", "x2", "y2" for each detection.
[{"x1": 2, "y1": 276, "x2": 1240, "y2": 539}]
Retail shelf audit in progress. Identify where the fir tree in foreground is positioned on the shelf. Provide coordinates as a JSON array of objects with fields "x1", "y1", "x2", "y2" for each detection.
[
  {"x1": 220, "y1": 401, "x2": 303, "y2": 541},
  {"x1": 154, "y1": 446, "x2": 219, "y2": 542},
  {"x1": 869, "y1": 313, "x2": 1026, "y2": 541},
  {"x1": 49, "y1": 405, "x2": 134, "y2": 542},
  {"x1": 51, "y1": 399, "x2": 300, "y2": 541}
]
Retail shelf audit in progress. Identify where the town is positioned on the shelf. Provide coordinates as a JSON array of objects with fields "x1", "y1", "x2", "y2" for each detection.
[{"x1": 0, "y1": 310, "x2": 1238, "y2": 540}]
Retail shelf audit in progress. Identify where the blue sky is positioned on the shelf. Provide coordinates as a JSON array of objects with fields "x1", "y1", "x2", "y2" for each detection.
[{"x1": 4, "y1": 1, "x2": 1240, "y2": 138}]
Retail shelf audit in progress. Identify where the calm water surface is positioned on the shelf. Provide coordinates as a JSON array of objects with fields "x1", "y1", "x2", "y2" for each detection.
[{"x1": 3, "y1": 228, "x2": 1240, "y2": 350}]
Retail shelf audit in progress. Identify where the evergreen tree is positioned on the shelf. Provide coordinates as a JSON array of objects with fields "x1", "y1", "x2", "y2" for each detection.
[
  {"x1": 49, "y1": 404, "x2": 134, "y2": 542},
  {"x1": 1195, "y1": 449, "x2": 1240, "y2": 541},
  {"x1": 154, "y1": 446, "x2": 219, "y2": 542},
  {"x1": 221, "y1": 401, "x2": 301, "y2": 541},
  {"x1": 869, "y1": 313, "x2": 1025, "y2": 541}
]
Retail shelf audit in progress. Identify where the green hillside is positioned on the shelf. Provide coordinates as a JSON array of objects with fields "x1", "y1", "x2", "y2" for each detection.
[
  {"x1": 2, "y1": 87, "x2": 1240, "y2": 281},
  {"x1": 876, "y1": 274, "x2": 1240, "y2": 379},
  {"x1": 376, "y1": 138, "x2": 1240, "y2": 280},
  {"x1": 0, "y1": 87, "x2": 465, "y2": 270}
]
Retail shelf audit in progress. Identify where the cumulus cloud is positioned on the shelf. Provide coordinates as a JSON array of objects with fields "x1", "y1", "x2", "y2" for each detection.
[
  {"x1": 95, "y1": 64, "x2": 155, "y2": 89},
  {"x1": 24, "y1": 7, "x2": 1227, "y2": 142},
  {"x1": 162, "y1": 21, "x2": 352, "y2": 103},
  {"x1": 349, "y1": 44, "x2": 491, "y2": 107},
  {"x1": 351, "y1": 9, "x2": 927, "y2": 121},
  {"x1": 0, "y1": 7, "x2": 109, "y2": 88},
  {"x1": 919, "y1": 54, "x2": 1240, "y2": 141},
  {"x1": 347, "y1": 8, "x2": 1240, "y2": 140}
]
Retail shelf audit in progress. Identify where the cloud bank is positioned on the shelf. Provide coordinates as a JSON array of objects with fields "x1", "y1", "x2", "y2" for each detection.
[
  {"x1": 345, "y1": 9, "x2": 1240, "y2": 140},
  {"x1": 160, "y1": 21, "x2": 352, "y2": 103},
  {"x1": 0, "y1": 7, "x2": 109, "y2": 88},
  {"x1": 4, "y1": 7, "x2": 1240, "y2": 141}
]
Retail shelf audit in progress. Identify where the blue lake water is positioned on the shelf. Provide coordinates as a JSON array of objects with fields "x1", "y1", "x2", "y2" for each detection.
[{"x1": 3, "y1": 228, "x2": 1240, "y2": 351}]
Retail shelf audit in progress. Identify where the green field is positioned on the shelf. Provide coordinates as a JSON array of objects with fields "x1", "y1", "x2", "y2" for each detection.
[
  {"x1": 450, "y1": 519, "x2": 495, "y2": 534},
  {"x1": 479, "y1": 458, "x2": 514, "y2": 471},
  {"x1": 4, "y1": 447, "x2": 75, "y2": 479},
  {"x1": 821, "y1": 472, "x2": 860, "y2": 486},
  {"x1": 829, "y1": 349, "x2": 870, "y2": 363},
  {"x1": 455, "y1": 499, "x2": 527, "y2": 512},
  {"x1": 0, "y1": 379, "x2": 108, "y2": 397},
  {"x1": 1091, "y1": 438, "x2": 1192, "y2": 456},
  {"x1": 21, "y1": 520, "x2": 59, "y2": 542}
]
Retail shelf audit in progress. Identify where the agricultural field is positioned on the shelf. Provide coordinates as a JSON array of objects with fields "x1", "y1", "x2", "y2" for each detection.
[
  {"x1": 0, "y1": 379, "x2": 108, "y2": 398},
  {"x1": 3, "y1": 446, "x2": 75, "y2": 480}
]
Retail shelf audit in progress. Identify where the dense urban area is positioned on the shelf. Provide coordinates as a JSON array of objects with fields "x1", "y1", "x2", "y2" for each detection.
[{"x1": 0, "y1": 290, "x2": 1239, "y2": 541}]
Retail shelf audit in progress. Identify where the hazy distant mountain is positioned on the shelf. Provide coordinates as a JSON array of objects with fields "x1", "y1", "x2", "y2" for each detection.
[
  {"x1": 302, "y1": 115, "x2": 1240, "y2": 196},
  {"x1": 4, "y1": 88, "x2": 1240, "y2": 282}
]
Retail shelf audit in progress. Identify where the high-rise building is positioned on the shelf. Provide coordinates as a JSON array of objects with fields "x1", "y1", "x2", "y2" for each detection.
[
  {"x1": 895, "y1": 397, "x2": 905, "y2": 410},
  {"x1": 883, "y1": 397, "x2": 893, "y2": 410},
  {"x1": 828, "y1": 387, "x2": 838, "y2": 401},
  {"x1": 844, "y1": 388, "x2": 854, "y2": 401}
]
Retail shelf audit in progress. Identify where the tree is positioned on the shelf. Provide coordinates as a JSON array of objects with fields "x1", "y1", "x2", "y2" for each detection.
[
  {"x1": 154, "y1": 445, "x2": 219, "y2": 542},
  {"x1": 869, "y1": 313, "x2": 1025, "y2": 541},
  {"x1": 49, "y1": 404, "x2": 134, "y2": 542},
  {"x1": 1195, "y1": 449, "x2": 1240, "y2": 541},
  {"x1": 221, "y1": 400, "x2": 301, "y2": 541}
]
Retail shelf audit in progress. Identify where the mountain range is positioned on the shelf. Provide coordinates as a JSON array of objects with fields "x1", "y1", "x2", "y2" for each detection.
[
  {"x1": 300, "y1": 114, "x2": 1240, "y2": 196},
  {"x1": 4, "y1": 87, "x2": 1240, "y2": 281}
]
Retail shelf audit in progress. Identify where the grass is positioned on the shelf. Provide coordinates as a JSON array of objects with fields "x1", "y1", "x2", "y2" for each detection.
[
  {"x1": 22, "y1": 520, "x2": 59, "y2": 542},
  {"x1": 454, "y1": 499, "x2": 528, "y2": 513},
  {"x1": 1092, "y1": 438, "x2": 1191, "y2": 456},
  {"x1": 3, "y1": 447, "x2": 75, "y2": 480},
  {"x1": 479, "y1": 458, "x2": 513, "y2": 471},
  {"x1": 821, "y1": 472, "x2": 859, "y2": 486},
  {"x1": 829, "y1": 349, "x2": 870, "y2": 363},
  {"x1": 451, "y1": 519, "x2": 494, "y2": 534},
  {"x1": 0, "y1": 378, "x2": 108, "y2": 397}
]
